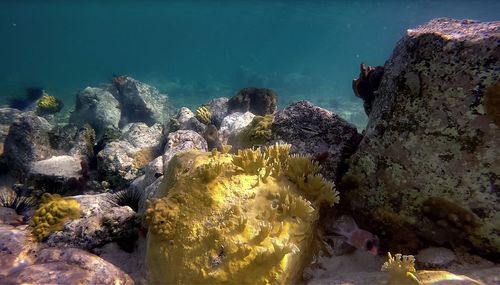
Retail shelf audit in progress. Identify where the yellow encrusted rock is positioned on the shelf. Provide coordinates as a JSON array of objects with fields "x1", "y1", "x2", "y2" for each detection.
[
  {"x1": 145, "y1": 144, "x2": 339, "y2": 284},
  {"x1": 31, "y1": 193, "x2": 80, "y2": 241}
]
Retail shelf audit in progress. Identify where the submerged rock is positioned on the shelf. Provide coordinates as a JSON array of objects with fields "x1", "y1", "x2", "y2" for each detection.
[
  {"x1": 4, "y1": 112, "x2": 54, "y2": 175},
  {"x1": 27, "y1": 155, "x2": 86, "y2": 196},
  {"x1": 0, "y1": 108, "x2": 22, "y2": 143},
  {"x1": 345, "y1": 18, "x2": 500, "y2": 256},
  {"x1": 110, "y1": 76, "x2": 175, "y2": 126},
  {"x1": 273, "y1": 101, "x2": 362, "y2": 182},
  {"x1": 70, "y1": 87, "x2": 121, "y2": 136},
  {"x1": 4, "y1": 247, "x2": 133, "y2": 285},
  {"x1": 205, "y1": 97, "x2": 229, "y2": 128},
  {"x1": 120, "y1": 122, "x2": 164, "y2": 151},
  {"x1": 49, "y1": 124, "x2": 96, "y2": 160},
  {"x1": 218, "y1": 111, "x2": 255, "y2": 145},
  {"x1": 162, "y1": 130, "x2": 208, "y2": 170},
  {"x1": 228, "y1": 87, "x2": 277, "y2": 116},
  {"x1": 417, "y1": 247, "x2": 456, "y2": 269},
  {"x1": 97, "y1": 141, "x2": 142, "y2": 188}
]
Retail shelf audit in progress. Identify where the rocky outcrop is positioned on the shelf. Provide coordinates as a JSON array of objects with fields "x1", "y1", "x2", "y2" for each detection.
[
  {"x1": 273, "y1": 101, "x2": 362, "y2": 182},
  {"x1": 345, "y1": 19, "x2": 500, "y2": 256},
  {"x1": 228, "y1": 87, "x2": 277, "y2": 116},
  {"x1": 70, "y1": 87, "x2": 121, "y2": 136},
  {"x1": 4, "y1": 112, "x2": 53, "y2": 175},
  {"x1": 110, "y1": 76, "x2": 174, "y2": 126},
  {"x1": 49, "y1": 124, "x2": 96, "y2": 160}
]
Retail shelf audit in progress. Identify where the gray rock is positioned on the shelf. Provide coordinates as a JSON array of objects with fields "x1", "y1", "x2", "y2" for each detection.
[
  {"x1": 4, "y1": 112, "x2": 53, "y2": 175},
  {"x1": 205, "y1": 97, "x2": 229, "y2": 128},
  {"x1": 46, "y1": 205, "x2": 138, "y2": 250},
  {"x1": 120, "y1": 122, "x2": 164, "y2": 150},
  {"x1": 97, "y1": 141, "x2": 141, "y2": 188},
  {"x1": 72, "y1": 193, "x2": 115, "y2": 218},
  {"x1": 0, "y1": 207, "x2": 24, "y2": 226},
  {"x1": 176, "y1": 107, "x2": 195, "y2": 129},
  {"x1": 273, "y1": 101, "x2": 361, "y2": 181},
  {"x1": 140, "y1": 176, "x2": 163, "y2": 214},
  {"x1": 0, "y1": 108, "x2": 22, "y2": 143},
  {"x1": 5, "y1": 247, "x2": 133, "y2": 285},
  {"x1": 49, "y1": 124, "x2": 96, "y2": 160},
  {"x1": 143, "y1": 156, "x2": 163, "y2": 188},
  {"x1": 219, "y1": 111, "x2": 255, "y2": 145},
  {"x1": 70, "y1": 87, "x2": 121, "y2": 136},
  {"x1": 110, "y1": 76, "x2": 175, "y2": 126},
  {"x1": 345, "y1": 19, "x2": 500, "y2": 255},
  {"x1": 417, "y1": 247, "x2": 456, "y2": 268},
  {"x1": 27, "y1": 155, "x2": 85, "y2": 195},
  {"x1": 163, "y1": 130, "x2": 208, "y2": 170}
]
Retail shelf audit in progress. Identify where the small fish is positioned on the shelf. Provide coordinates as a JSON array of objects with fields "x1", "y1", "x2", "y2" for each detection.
[{"x1": 329, "y1": 215, "x2": 379, "y2": 255}]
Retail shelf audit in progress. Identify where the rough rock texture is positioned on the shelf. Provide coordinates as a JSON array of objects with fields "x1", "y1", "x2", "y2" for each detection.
[
  {"x1": 0, "y1": 108, "x2": 22, "y2": 143},
  {"x1": 46, "y1": 205, "x2": 138, "y2": 250},
  {"x1": 72, "y1": 193, "x2": 115, "y2": 218},
  {"x1": 4, "y1": 112, "x2": 53, "y2": 175},
  {"x1": 120, "y1": 122, "x2": 164, "y2": 150},
  {"x1": 162, "y1": 130, "x2": 208, "y2": 170},
  {"x1": 228, "y1": 87, "x2": 277, "y2": 116},
  {"x1": 5, "y1": 247, "x2": 133, "y2": 285},
  {"x1": 27, "y1": 155, "x2": 85, "y2": 196},
  {"x1": 345, "y1": 19, "x2": 500, "y2": 256},
  {"x1": 70, "y1": 87, "x2": 121, "y2": 135},
  {"x1": 219, "y1": 111, "x2": 255, "y2": 145},
  {"x1": 110, "y1": 76, "x2": 174, "y2": 126},
  {"x1": 273, "y1": 101, "x2": 362, "y2": 182},
  {"x1": 176, "y1": 107, "x2": 195, "y2": 129},
  {"x1": 97, "y1": 140, "x2": 141, "y2": 188},
  {"x1": 205, "y1": 97, "x2": 229, "y2": 128},
  {"x1": 417, "y1": 247, "x2": 456, "y2": 268},
  {"x1": 0, "y1": 224, "x2": 38, "y2": 278},
  {"x1": 49, "y1": 124, "x2": 96, "y2": 159}
]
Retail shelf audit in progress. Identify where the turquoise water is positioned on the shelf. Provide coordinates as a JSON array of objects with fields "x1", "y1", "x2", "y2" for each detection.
[{"x1": 1, "y1": 1, "x2": 498, "y2": 114}]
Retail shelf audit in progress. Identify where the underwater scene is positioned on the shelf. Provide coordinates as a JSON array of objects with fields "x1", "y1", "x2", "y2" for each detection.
[{"x1": 0, "y1": 1, "x2": 499, "y2": 284}]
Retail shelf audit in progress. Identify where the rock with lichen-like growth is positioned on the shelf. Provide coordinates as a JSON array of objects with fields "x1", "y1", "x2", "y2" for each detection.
[
  {"x1": 145, "y1": 144, "x2": 339, "y2": 284},
  {"x1": 345, "y1": 18, "x2": 500, "y2": 256}
]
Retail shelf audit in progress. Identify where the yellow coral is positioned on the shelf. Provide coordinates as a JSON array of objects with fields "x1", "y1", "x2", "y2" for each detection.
[
  {"x1": 381, "y1": 252, "x2": 483, "y2": 285},
  {"x1": 37, "y1": 93, "x2": 62, "y2": 114},
  {"x1": 145, "y1": 145, "x2": 338, "y2": 284},
  {"x1": 238, "y1": 115, "x2": 274, "y2": 147},
  {"x1": 196, "y1": 106, "x2": 212, "y2": 125},
  {"x1": 31, "y1": 193, "x2": 80, "y2": 241},
  {"x1": 382, "y1": 252, "x2": 419, "y2": 285}
]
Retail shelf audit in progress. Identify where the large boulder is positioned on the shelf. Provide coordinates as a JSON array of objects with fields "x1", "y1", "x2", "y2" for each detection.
[
  {"x1": 70, "y1": 87, "x2": 121, "y2": 136},
  {"x1": 4, "y1": 112, "x2": 53, "y2": 175},
  {"x1": 110, "y1": 76, "x2": 175, "y2": 126},
  {"x1": 273, "y1": 101, "x2": 362, "y2": 182},
  {"x1": 49, "y1": 124, "x2": 96, "y2": 160},
  {"x1": 120, "y1": 122, "x2": 164, "y2": 151},
  {"x1": 345, "y1": 19, "x2": 500, "y2": 256},
  {"x1": 162, "y1": 130, "x2": 208, "y2": 170},
  {"x1": 97, "y1": 141, "x2": 143, "y2": 188},
  {"x1": 218, "y1": 111, "x2": 255, "y2": 145},
  {"x1": 205, "y1": 97, "x2": 229, "y2": 128}
]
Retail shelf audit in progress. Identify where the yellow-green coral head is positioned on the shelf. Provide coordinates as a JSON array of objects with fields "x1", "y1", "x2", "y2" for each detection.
[
  {"x1": 238, "y1": 115, "x2": 274, "y2": 147},
  {"x1": 196, "y1": 106, "x2": 212, "y2": 125},
  {"x1": 36, "y1": 93, "x2": 63, "y2": 114},
  {"x1": 145, "y1": 146, "x2": 339, "y2": 284},
  {"x1": 382, "y1": 252, "x2": 419, "y2": 285},
  {"x1": 31, "y1": 193, "x2": 80, "y2": 241}
]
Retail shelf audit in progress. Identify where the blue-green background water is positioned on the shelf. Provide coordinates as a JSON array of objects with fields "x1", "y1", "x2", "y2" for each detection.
[{"x1": 0, "y1": 1, "x2": 498, "y2": 121}]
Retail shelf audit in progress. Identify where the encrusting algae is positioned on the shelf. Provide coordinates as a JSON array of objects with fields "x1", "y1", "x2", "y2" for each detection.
[
  {"x1": 145, "y1": 143, "x2": 339, "y2": 284},
  {"x1": 31, "y1": 193, "x2": 81, "y2": 241}
]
